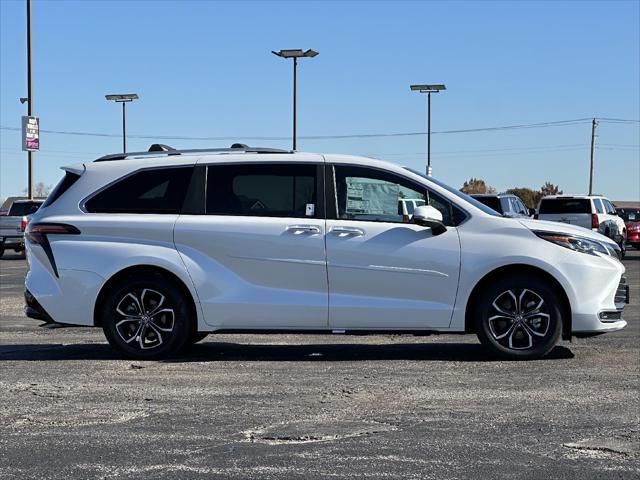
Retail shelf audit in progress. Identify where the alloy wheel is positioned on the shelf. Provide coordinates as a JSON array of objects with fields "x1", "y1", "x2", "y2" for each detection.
[
  {"x1": 487, "y1": 288, "x2": 551, "y2": 350},
  {"x1": 114, "y1": 288, "x2": 175, "y2": 350}
]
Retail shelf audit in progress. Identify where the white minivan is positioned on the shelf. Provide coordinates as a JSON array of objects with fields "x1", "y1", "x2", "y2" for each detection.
[{"x1": 24, "y1": 146, "x2": 628, "y2": 360}]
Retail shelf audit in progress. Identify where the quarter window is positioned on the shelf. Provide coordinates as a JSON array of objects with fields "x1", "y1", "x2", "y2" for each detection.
[
  {"x1": 206, "y1": 164, "x2": 317, "y2": 218},
  {"x1": 85, "y1": 167, "x2": 193, "y2": 214}
]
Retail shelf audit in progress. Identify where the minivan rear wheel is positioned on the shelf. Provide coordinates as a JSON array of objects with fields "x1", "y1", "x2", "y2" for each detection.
[
  {"x1": 101, "y1": 276, "x2": 193, "y2": 359},
  {"x1": 474, "y1": 275, "x2": 563, "y2": 360}
]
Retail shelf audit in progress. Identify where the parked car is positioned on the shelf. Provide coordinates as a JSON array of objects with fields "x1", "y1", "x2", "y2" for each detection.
[
  {"x1": 471, "y1": 193, "x2": 533, "y2": 218},
  {"x1": 617, "y1": 207, "x2": 640, "y2": 250},
  {"x1": 536, "y1": 195, "x2": 627, "y2": 256},
  {"x1": 0, "y1": 199, "x2": 43, "y2": 257},
  {"x1": 24, "y1": 145, "x2": 628, "y2": 360}
]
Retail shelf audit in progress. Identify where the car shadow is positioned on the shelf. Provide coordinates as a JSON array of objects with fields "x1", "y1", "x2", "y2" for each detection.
[{"x1": 0, "y1": 341, "x2": 574, "y2": 362}]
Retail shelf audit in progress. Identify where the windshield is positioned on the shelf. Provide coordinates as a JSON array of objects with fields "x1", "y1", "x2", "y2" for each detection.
[{"x1": 404, "y1": 168, "x2": 502, "y2": 217}]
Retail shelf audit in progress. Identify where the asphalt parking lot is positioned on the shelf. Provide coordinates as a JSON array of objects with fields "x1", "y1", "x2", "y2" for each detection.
[{"x1": 0, "y1": 251, "x2": 638, "y2": 479}]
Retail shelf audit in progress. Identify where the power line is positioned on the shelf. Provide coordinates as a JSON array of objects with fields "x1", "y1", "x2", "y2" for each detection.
[{"x1": 0, "y1": 118, "x2": 598, "y2": 141}]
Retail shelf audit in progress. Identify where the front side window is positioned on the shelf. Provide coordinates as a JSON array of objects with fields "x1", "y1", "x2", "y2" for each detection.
[
  {"x1": 85, "y1": 167, "x2": 193, "y2": 214},
  {"x1": 333, "y1": 165, "x2": 462, "y2": 226},
  {"x1": 206, "y1": 163, "x2": 317, "y2": 218}
]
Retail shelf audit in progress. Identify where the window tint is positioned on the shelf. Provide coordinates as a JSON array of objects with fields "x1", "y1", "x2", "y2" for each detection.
[
  {"x1": 539, "y1": 199, "x2": 591, "y2": 214},
  {"x1": 85, "y1": 167, "x2": 193, "y2": 214},
  {"x1": 333, "y1": 165, "x2": 462, "y2": 226},
  {"x1": 41, "y1": 172, "x2": 81, "y2": 208},
  {"x1": 206, "y1": 163, "x2": 317, "y2": 218},
  {"x1": 8, "y1": 201, "x2": 42, "y2": 216},
  {"x1": 472, "y1": 196, "x2": 502, "y2": 213}
]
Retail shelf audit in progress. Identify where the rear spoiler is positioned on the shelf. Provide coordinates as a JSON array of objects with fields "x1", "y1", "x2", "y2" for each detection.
[{"x1": 62, "y1": 164, "x2": 86, "y2": 175}]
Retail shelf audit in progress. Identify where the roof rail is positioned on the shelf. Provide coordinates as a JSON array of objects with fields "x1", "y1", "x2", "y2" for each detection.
[{"x1": 94, "y1": 143, "x2": 292, "y2": 162}]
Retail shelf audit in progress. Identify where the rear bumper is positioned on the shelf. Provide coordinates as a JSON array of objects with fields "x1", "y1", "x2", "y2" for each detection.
[
  {"x1": 1, "y1": 235, "x2": 24, "y2": 249},
  {"x1": 24, "y1": 288, "x2": 55, "y2": 322}
]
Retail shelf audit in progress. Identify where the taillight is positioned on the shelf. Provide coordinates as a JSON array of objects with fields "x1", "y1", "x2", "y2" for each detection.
[
  {"x1": 591, "y1": 214, "x2": 599, "y2": 229},
  {"x1": 25, "y1": 223, "x2": 80, "y2": 245},
  {"x1": 21, "y1": 216, "x2": 29, "y2": 232},
  {"x1": 24, "y1": 223, "x2": 80, "y2": 278}
]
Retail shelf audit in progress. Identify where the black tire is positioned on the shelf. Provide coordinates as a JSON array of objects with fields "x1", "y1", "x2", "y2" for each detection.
[
  {"x1": 474, "y1": 275, "x2": 563, "y2": 360},
  {"x1": 101, "y1": 275, "x2": 194, "y2": 359},
  {"x1": 190, "y1": 332, "x2": 209, "y2": 344}
]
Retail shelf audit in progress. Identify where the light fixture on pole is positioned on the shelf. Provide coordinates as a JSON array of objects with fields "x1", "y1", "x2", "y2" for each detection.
[
  {"x1": 105, "y1": 93, "x2": 139, "y2": 153},
  {"x1": 272, "y1": 49, "x2": 319, "y2": 150},
  {"x1": 410, "y1": 84, "x2": 446, "y2": 176}
]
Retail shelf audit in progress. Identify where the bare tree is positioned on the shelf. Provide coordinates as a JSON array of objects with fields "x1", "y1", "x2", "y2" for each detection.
[
  {"x1": 22, "y1": 182, "x2": 52, "y2": 197},
  {"x1": 460, "y1": 178, "x2": 496, "y2": 194}
]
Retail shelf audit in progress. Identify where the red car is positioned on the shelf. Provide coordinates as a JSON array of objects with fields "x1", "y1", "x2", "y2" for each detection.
[{"x1": 617, "y1": 207, "x2": 640, "y2": 249}]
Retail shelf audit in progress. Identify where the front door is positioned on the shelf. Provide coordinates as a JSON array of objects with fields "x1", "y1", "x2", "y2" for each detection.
[
  {"x1": 326, "y1": 165, "x2": 461, "y2": 329},
  {"x1": 174, "y1": 161, "x2": 328, "y2": 329}
]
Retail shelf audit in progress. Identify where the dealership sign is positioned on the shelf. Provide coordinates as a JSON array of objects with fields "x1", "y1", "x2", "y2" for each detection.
[{"x1": 22, "y1": 116, "x2": 40, "y2": 151}]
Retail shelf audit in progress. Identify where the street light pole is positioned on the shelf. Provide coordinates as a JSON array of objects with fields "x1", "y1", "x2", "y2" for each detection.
[
  {"x1": 293, "y1": 57, "x2": 297, "y2": 150},
  {"x1": 427, "y1": 91, "x2": 431, "y2": 175},
  {"x1": 122, "y1": 101, "x2": 127, "y2": 153},
  {"x1": 272, "y1": 49, "x2": 318, "y2": 151},
  {"x1": 26, "y1": 0, "x2": 33, "y2": 199},
  {"x1": 105, "y1": 94, "x2": 139, "y2": 153},
  {"x1": 410, "y1": 84, "x2": 446, "y2": 176}
]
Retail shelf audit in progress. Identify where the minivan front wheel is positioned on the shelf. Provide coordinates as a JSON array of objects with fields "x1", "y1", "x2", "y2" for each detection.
[
  {"x1": 101, "y1": 276, "x2": 193, "y2": 359},
  {"x1": 474, "y1": 276, "x2": 563, "y2": 359}
]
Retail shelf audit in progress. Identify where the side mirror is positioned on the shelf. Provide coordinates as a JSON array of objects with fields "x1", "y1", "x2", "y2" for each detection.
[
  {"x1": 528, "y1": 208, "x2": 536, "y2": 216},
  {"x1": 412, "y1": 205, "x2": 447, "y2": 235}
]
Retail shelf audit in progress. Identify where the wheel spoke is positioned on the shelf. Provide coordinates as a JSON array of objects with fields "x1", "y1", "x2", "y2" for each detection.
[
  {"x1": 116, "y1": 318, "x2": 144, "y2": 344},
  {"x1": 116, "y1": 292, "x2": 143, "y2": 317},
  {"x1": 141, "y1": 289, "x2": 165, "y2": 315},
  {"x1": 150, "y1": 308, "x2": 175, "y2": 332},
  {"x1": 508, "y1": 324, "x2": 533, "y2": 350}
]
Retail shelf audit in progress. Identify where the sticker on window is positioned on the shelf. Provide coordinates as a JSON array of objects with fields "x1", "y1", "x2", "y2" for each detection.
[{"x1": 305, "y1": 203, "x2": 315, "y2": 216}]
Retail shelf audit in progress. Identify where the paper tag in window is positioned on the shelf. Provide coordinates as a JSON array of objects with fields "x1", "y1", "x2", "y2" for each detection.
[{"x1": 305, "y1": 203, "x2": 315, "y2": 216}]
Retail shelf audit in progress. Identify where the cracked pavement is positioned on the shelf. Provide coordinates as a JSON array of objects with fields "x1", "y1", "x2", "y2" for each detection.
[{"x1": 0, "y1": 250, "x2": 638, "y2": 479}]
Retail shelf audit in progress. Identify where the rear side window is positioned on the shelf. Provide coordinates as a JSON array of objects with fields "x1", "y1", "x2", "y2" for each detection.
[
  {"x1": 85, "y1": 167, "x2": 193, "y2": 214},
  {"x1": 474, "y1": 196, "x2": 502, "y2": 213},
  {"x1": 8, "y1": 201, "x2": 42, "y2": 216},
  {"x1": 539, "y1": 199, "x2": 591, "y2": 214},
  {"x1": 206, "y1": 164, "x2": 317, "y2": 218},
  {"x1": 593, "y1": 198, "x2": 605, "y2": 214},
  {"x1": 41, "y1": 171, "x2": 81, "y2": 208}
]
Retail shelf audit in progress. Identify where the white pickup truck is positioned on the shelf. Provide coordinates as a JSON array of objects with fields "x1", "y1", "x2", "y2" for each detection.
[
  {"x1": 536, "y1": 195, "x2": 627, "y2": 256},
  {"x1": 0, "y1": 200, "x2": 43, "y2": 257}
]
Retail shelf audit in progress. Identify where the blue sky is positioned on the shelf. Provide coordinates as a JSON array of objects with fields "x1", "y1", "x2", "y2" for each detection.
[{"x1": 1, "y1": 0, "x2": 639, "y2": 201}]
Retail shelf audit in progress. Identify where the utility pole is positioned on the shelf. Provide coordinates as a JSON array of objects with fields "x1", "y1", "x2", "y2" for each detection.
[
  {"x1": 588, "y1": 118, "x2": 597, "y2": 195},
  {"x1": 26, "y1": 0, "x2": 34, "y2": 199}
]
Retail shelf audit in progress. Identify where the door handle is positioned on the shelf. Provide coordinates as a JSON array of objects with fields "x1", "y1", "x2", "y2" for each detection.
[
  {"x1": 331, "y1": 226, "x2": 365, "y2": 237},
  {"x1": 286, "y1": 225, "x2": 321, "y2": 234}
]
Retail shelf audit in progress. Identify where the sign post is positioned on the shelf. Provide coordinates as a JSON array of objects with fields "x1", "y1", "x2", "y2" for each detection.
[{"x1": 21, "y1": 115, "x2": 40, "y2": 152}]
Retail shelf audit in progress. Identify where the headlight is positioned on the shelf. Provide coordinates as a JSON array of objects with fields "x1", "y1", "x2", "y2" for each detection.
[{"x1": 533, "y1": 231, "x2": 613, "y2": 257}]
